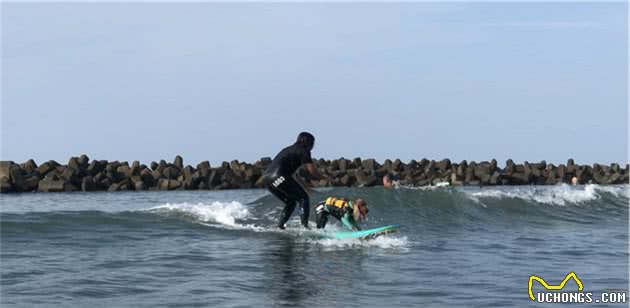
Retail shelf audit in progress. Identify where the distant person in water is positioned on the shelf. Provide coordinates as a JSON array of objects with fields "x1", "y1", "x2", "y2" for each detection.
[
  {"x1": 382, "y1": 174, "x2": 399, "y2": 188},
  {"x1": 314, "y1": 197, "x2": 369, "y2": 231},
  {"x1": 571, "y1": 176, "x2": 579, "y2": 185},
  {"x1": 262, "y1": 132, "x2": 326, "y2": 229}
]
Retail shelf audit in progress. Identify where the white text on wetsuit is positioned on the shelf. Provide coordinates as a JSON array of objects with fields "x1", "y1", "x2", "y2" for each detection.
[{"x1": 272, "y1": 176, "x2": 285, "y2": 188}]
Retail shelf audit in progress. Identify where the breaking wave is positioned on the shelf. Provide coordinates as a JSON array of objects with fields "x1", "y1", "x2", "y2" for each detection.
[{"x1": 462, "y1": 184, "x2": 629, "y2": 206}]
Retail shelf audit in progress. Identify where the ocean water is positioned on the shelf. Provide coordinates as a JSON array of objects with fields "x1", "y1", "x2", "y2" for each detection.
[{"x1": 1, "y1": 185, "x2": 628, "y2": 307}]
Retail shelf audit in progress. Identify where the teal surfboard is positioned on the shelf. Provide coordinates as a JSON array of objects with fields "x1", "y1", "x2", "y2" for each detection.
[{"x1": 328, "y1": 225, "x2": 400, "y2": 240}]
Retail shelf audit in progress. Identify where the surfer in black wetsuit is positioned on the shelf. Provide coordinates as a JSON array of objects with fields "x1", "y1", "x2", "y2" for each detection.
[{"x1": 262, "y1": 132, "x2": 326, "y2": 229}]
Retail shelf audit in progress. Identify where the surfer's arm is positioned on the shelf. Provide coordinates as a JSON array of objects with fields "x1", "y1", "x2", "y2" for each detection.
[
  {"x1": 292, "y1": 174, "x2": 315, "y2": 194},
  {"x1": 305, "y1": 163, "x2": 326, "y2": 181}
]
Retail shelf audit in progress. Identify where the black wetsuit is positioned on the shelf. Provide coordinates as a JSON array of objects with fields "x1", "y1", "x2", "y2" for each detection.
[{"x1": 262, "y1": 143, "x2": 313, "y2": 228}]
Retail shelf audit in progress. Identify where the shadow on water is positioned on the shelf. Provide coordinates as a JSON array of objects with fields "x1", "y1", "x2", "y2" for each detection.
[
  {"x1": 268, "y1": 237, "x2": 308, "y2": 307},
  {"x1": 260, "y1": 233, "x2": 372, "y2": 308}
]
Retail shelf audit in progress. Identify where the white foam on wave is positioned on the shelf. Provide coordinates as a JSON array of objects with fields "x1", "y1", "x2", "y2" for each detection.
[
  {"x1": 465, "y1": 184, "x2": 628, "y2": 206},
  {"x1": 145, "y1": 201, "x2": 264, "y2": 230},
  {"x1": 297, "y1": 224, "x2": 410, "y2": 250},
  {"x1": 593, "y1": 185, "x2": 630, "y2": 199},
  {"x1": 144, "y1": 202, "x2": 410, "y2": 250},
  {"x1": 392, "y1": 182, "x2": 451, "y2": 191},
  {"x1": 311, "y1": 235, "x2": 410, "y2": 250}
]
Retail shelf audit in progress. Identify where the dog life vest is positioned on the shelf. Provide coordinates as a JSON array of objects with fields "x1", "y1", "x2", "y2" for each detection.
[
  {"x1": 324, "y1": 197, "x2": 353, "y2": 213},
  {"x1": 316, "y1": 196, "x2": 359, "y2": 231}
]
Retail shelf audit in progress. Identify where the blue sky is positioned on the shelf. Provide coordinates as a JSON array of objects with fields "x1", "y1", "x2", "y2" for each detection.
[{"x1": 1, "y1": 3, "x2": 627, "y2": 166}]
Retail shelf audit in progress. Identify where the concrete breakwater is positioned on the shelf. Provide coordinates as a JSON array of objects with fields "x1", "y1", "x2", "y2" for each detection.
[{"x1": 0, "y1": 155, "x2": 628, "y2": 193}]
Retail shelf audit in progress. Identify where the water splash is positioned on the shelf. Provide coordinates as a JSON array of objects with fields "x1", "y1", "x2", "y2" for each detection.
[
  {"x1": 310, "y1": 235, "x2": 410, "y2": 250},
  {"x1": 463, "y1": 184, "x2": 627, "y2": 206},
  {"x1": 145, "y1": 201, "x2": 261, "y2": 230},
  {"x1": 290, "y1": 224, "x2": 410, "y2": 250}
]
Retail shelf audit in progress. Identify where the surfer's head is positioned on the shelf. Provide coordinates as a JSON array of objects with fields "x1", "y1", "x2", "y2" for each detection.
[
  {"x1": 353, "y1": 198, "x2": 369, "y2": 222},
  {"x1": 295, "y1": 132, "x2": 315, "y2": 151},
  {"x1": 383, "y1": 174, "x2": 394, "y2": 188}
]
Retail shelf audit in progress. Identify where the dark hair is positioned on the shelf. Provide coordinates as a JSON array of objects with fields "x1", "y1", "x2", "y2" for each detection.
[{"x1": 295, "y1": 132, "x2": 315, "y2": 148}]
